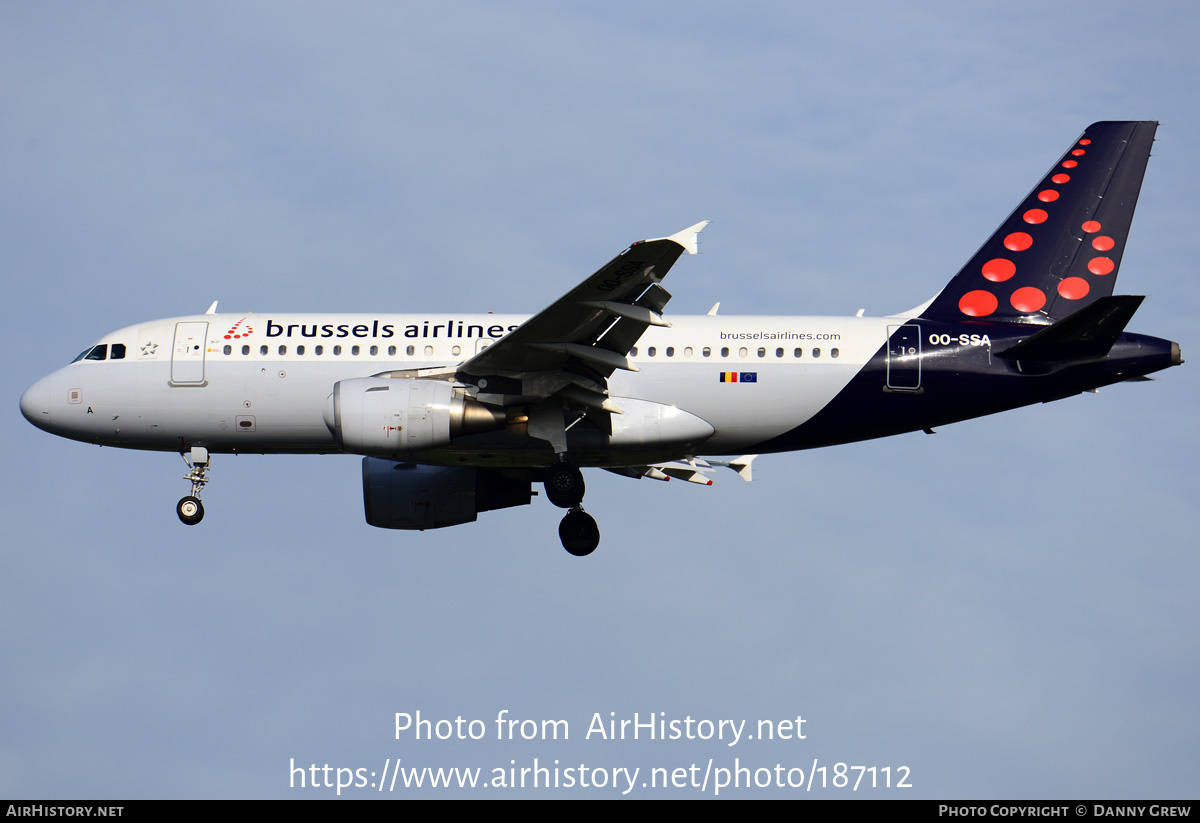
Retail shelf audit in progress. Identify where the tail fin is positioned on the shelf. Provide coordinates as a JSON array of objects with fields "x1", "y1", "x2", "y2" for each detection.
[{"x1": 920, "y1": 121, "x2": 1157, "y2": 324}]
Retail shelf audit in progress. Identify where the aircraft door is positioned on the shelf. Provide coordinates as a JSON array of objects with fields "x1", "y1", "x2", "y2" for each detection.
[
  {"x1": 171, "y1": 322, "x2": 209, "y2": 385},
  {"x1": 886, "y1": 324, "x2": 921, "y2": 391}
]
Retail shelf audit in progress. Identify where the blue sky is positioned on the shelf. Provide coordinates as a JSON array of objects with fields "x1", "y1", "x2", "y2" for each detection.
[{"x1": 2, "y1": 1, "x2": 1197, "y2": 797}]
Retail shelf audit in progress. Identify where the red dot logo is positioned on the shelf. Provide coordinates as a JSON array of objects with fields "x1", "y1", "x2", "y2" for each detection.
[
  {"x1": 1010, "y1": 287, "x2": 1047, "y2": 313},
  {"x1": 1052, "y1": 173, "x2": 1070, "y2": 184},
  {"x1": 1081, "y1": 220, "x2": 1101, "y2": 233},
  {"x1": 1079, "y1": 139, "x2": 1091, "y2": 145},
  {"x1": 1092, "y1": 236, "x2": 1115, "y2": 251},
  {"x1": 1038, "y1": 190, "x2": 1060, "y2": 202},
  {"x1": 959, "y1": 290, "x2": 998, "y2": 317},
  {"x1": 1062, "y1": 160, "x2": 1078, "y2": 168},
  {"x1": 981, "y1": 258, "x2": 1016, "y2": 282},
  {"x1": 1058, "y1": 277, "x2": 1090, "y2": 300},
  {"x1": 1088, "y1": 257, "x2": 1115, "y2": 275},
  {"x1": 1023, "y1": 209, "x2": 1049, "y2": 225},
  {"x1": 1071, "y1": 149, "x2": 1086, "y2": 156},
  {"x1": 1004, "y1": 232, "x2": 1033, "y2": 251}
]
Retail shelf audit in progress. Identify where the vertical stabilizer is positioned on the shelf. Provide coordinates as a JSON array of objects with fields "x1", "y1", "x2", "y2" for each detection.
[{"x1": 921, "y1": 121, "x2": 1157, "y2": 324}]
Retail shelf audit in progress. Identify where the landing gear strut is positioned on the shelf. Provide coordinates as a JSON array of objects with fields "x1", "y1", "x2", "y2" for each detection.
[
  {"x1": 545, "y1": 460, "x2": 599, "y2": 556},
  {"x1": 177, "y1": 447, "x2": 210, "y2": 526}
]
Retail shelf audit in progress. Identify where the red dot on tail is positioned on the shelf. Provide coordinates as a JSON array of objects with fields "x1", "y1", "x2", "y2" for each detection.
[
  {"x1": 1011, "y1": 287, "x2": 1047, "y2": 313},
  {"x1": 1004, "y1": 232, "x2": 1033, "y2": 251},
  {"x1": 224, "y1": 335, "x2": 231, "y2": 339},
  {"x1": 1058, "y1": 277, "x2": 1090, "y2": 300},
  {"x1": 1062, "y1": 160, "x2": 1078, "y2": 168},
  {"x1": 1052, "y1": 173, "x2": 1070, "y2": 184},
  {"x1": 1092, "y1": 236, "x2": 1115, "y2": 251},
  {"x1": 1023, "y1": 209, "x2": 1049, "y2": 224},
  {"x1": 981, "y1": 258, "x2": 1016, "y2": 282},
  {"x1": 959, "y1": 290, "x2": 998, "y2": 317},
  {"x1": 1081, "y1": 220, "x2": 1101, "y2": 233},
  {"x1": 1088, "y1": 257, "x2": 1115, "y2": 275},
  {"x1": 1079, "y1": 139, "x2": 1091, "y2": 145},
  {"x1": 1038, "y1": 190, "x2": 1060, "y2": 202},
  {"x1": 1071, "y1": 149, "x2": 1086, "y2": 156}
]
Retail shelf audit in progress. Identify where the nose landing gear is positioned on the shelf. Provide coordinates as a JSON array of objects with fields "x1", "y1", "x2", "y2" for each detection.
[
  {"x1": 177, "y1": 447, "x2": 210, "y2": 526},
  {"x1": 545, "y1": 460, "x2": 599, "y2": 556}
]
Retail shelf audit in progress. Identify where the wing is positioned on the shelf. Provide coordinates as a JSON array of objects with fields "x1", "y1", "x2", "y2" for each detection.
[
  {"x1": 603, "y1": 455, "x2": 758, "y2": 484},
  {"x1": 456, "y1": 221, "x2": 708, "y2": 418}
]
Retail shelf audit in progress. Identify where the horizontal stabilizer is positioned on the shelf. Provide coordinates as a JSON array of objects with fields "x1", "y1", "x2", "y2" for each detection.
[{"x1": 996, "y1": 295, "x2": 1144, "y2": 363}]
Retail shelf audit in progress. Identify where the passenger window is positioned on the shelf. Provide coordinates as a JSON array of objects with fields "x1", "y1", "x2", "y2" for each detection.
[
  {"x1": 684, "y1": 347, "x2": 693, "y2": 357},
  {"x1": 333, "y1": 345, "x2": 342, "y2": 355},
  {"x1": 721, "y1": 347, "x2": 729, "y2": 357},
  {"x1": 260, "y1": 345, "x2": 268, "y2": 355},
  {"x1": 831, "y1": 348, "x2": 840, "y2": 358},
  {"x1": 757, "y1": 347, "x2": 766, "y2": 358},
  {"x1": 406, "y1": 346, "x2": 415, "y2": 356},
  {"x1": 223, "y1": 345, "x2": 232, "y2": 355},
  {"x1": 451, "y1": 345, "x2": 461, "y2": 356},
  {"x1": 813, "y1": 348, "x2": 821, "y2": 358},
  {"x1": 424, "y1": 346, "x2": 433, "y2": 356},
  {"x1": 111, "y1": 344, "x2": 126, "y2": 360},
  {"x1": 388, "y1": 346, "x2": 396, "y2": 356},
  {"x1": 631, "y1": 347, "x2": 638, "y2": 357},
  {"x1": 702, "y1": 347, "x2": 711, "y2": 358},
  {"x1": 794, "y1": 348, "x2": 803, "y2": 357},
  {"x1": 242, "y1": 345, "x2": 250, "y2": 355},
  {"x1": 314, "y1": 345, "x2": 324, "y2": 355},
  {"x1": 738, "y1": 347, "x2": 748, "y2": 357},
  {"x1": 666, "y1": 347, "x2": 675, "y2": 357},
  {"x1": 776, "y1": 347, "x2": 784, "y2": 358},
  {"x1": 278, "y1": 345, "x2": 287, "y2": 355},
  {"x1": 371, "y1": 345, "x2": 379, "y2": 356},
  {"x1": 352, "y1": 345, "x2": 360, "y2": 356},
  {"x1": 296, "y1": 345, "x2": 305, "y2": 355},
  {"x1": 648, "y1": 347, "x2": 656, "y2": 357}
]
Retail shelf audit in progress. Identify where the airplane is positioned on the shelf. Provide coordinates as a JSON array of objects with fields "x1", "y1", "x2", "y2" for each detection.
[{"x1": 20, "y1": 121, "x2": 1181, "y2": 556}]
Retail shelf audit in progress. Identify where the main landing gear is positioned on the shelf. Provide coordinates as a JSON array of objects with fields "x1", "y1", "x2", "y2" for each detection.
[
  {"x1": 545, "y1": 460, "x2": 599, "y2": 557},
  {"x1": 177, "y1": 447, "x2": 210, "y2": 526}
]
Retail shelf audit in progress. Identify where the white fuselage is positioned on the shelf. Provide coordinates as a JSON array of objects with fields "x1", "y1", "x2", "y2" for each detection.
[{"x1": 21, "y1": 312, "x2": 900, "y2": 463}]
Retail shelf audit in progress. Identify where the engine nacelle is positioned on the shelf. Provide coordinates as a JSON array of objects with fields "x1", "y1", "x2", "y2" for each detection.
[
  {"x1": 362, "y1": 459, "x2": 533, "y2": 529},
  {"x1": 325, "y1": 377, "x2": 505, "y2": 456}
]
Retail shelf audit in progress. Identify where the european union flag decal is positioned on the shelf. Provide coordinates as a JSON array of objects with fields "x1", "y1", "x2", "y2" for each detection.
[
  {"x1": 741, "y1": 372, "x2": 757, "y2": 383},
  {"x1": 719, "y1": 372, "x2": 758, "y2": 383}
]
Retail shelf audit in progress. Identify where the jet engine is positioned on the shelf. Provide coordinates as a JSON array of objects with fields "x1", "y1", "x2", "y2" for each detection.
[
  {"x1": 362, "y1": 459, "x2": 533, "y2": 529},
  {"x1": 325, "y1": 377, "x2": 505, "y2": 455}
]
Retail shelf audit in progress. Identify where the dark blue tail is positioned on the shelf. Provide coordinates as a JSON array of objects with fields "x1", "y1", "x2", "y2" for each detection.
[{"x1": 921, "y1": 121, "x2": 1157, "y2": 324}]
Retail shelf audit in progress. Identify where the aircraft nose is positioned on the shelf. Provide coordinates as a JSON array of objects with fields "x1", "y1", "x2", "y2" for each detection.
[{"x1": 20, "y1": 376, "x2": 52, "y2": 430}]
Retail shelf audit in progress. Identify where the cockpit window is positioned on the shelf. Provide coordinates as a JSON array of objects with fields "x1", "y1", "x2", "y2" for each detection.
[
  {"x1": 72, "y1": 344, "x2": 108, "y2": 363},
  {"x1": 111, "y1": 343, "x2": 126, "y2": 360}
]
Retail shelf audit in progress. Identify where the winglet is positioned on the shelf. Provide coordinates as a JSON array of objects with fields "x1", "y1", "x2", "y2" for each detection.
[
  {"x1": 646, "y1": 221, "x2": 709, "y2": 255},
  {"x1": 709, "y1": 454, "x2": 757, "y2": 481},
  {"x1": 205, "y1": 301, "x2": 219, "y2": 315}
]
